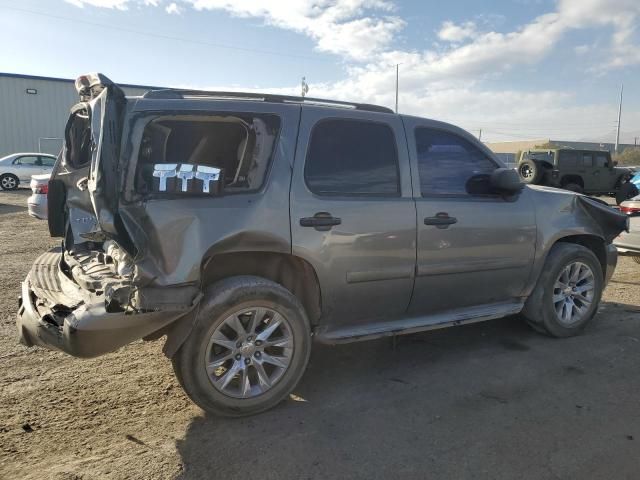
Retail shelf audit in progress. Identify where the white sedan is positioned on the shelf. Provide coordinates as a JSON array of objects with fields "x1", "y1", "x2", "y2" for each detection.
[
  {"x1": 0, "y1": 152, "x2": 56, "y2": 190},
  {"x1": 27, "y1": 174, "x2": 50, "y2": 220}
]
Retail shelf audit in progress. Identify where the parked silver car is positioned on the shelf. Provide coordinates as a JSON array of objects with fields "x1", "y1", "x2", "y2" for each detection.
[
  {"x1": 614, "y1": 194, "x2": 640, "y2": 263},
  {"x1": 0, "y1": 153, "x2": 56, "y2": 190},
  {"x1": 27, "y1": 174, "x2": 50, "y2": 220}
]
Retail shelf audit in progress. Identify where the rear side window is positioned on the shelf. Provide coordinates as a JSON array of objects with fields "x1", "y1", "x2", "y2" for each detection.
[
  {"x1": 41, "y1": 157, "x2": 56, "y2": 167},
  {"x1": 559, "y1": 151, "x2": 578, "y2": 168},
  {"x1": 415, "y1": 127, "x2": 497, "y2": 196},
  {"x1": 136, "y1": 113, "x2": 281, "y2": 194},
  {"x1": 304, "y1": 119, "x2": 399, "y2": 196}
]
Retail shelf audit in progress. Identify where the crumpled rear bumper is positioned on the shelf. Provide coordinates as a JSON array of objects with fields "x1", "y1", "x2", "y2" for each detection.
[{"x1": 16, "y1": 250, "x2": 192, "y2": 358}]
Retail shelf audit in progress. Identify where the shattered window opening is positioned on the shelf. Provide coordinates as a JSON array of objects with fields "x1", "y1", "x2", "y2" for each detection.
[{"x1": 136, "y1": 114, "x2": 281, "y2": 195}]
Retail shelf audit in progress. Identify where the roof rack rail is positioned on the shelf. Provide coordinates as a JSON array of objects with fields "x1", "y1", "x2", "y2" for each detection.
[{"x1": 142, "y1": 88, "x2": 394, "y2": 114}]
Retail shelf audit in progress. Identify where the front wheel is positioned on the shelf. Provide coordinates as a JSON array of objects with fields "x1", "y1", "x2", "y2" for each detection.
[
  {"x1": 522, "y1": 243, "x2": 603, "y2": 337},
  {"x1": 0, "y1": 174, "x2": 18, "y2": 190},
  {"x1": 172, "y1": 276, "x2": 311, "y2": 417}
]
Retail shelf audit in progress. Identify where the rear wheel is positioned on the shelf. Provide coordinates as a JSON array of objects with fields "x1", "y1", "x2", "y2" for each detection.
[
  {"x1": 172, "y1": 276, "x2": 311, "y2": 417},
  {"x1": 518, "y1": 160, "x2": 541, "y2": 184},
  {"x1": 522, "y1": 243, "x2": 602, "y2": 337},
  {"x1": 0, "y1": 174, "x2": 18, "y2": 190},
  {"x1": 563, "y1": 183, "x2": 583, "y2": 194}
]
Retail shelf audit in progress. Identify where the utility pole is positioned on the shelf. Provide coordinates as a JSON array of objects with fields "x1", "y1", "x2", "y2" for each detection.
[
  {"x1": 478, "y1": 129, "x2": 482, "y2": 142},
  {"x1": 395, "y1": 64, "x2": 399, "y2": 114},
  {"x1": 615, "y1": 83, "x2": 623, "y2": 154},
  {"x1": 301, "y1": 77, "x2": 309, "y2": 98}
]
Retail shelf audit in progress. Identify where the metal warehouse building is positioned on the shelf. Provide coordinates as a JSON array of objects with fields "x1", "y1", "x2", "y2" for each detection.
[{"x1": 0, "y1": 73, "x2": 155, "y2": 158}]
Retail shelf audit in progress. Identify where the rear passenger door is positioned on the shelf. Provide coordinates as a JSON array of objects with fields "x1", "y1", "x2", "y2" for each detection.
[
  {"x1": 580, "y1": 152, "x2": 600, "y2": 191},
  {"x1": 404, "y1": 119, "x2": 536, "y2": 316},
  {"x1": 290, "y1": 107, "x2": 416, "y2": 331}
]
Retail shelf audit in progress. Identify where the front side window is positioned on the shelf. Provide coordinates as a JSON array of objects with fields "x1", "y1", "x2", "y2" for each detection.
[
  {"x1": 136, "y1": 113, "x2": 281, "y2": 195},
  {"x1": 304, "y1": 119, "x2": 400, "y2": 196},
  {"x1": 596, "y1": 155, "x2": 608, "y2": 167},
  {"x1": 415, "y1": 128, "x2": 497, "y2": 196},
  {"x1": 582, "y1": 153, "x2": 593, "y2": 167}
]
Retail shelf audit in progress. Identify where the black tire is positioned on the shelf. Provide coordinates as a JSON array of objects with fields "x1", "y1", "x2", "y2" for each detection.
[
  {"x1": 522, "y1": 243, "x2": 603, "y2": 337},
  {"x1": 518, "y1": 160, "x2": 541, "y2": 184},
  {"x1": 563, "y1": 183, "x2": 583, "y2": 194},
  {"x1": 172, "y1": 276, "x2": 311, "y2": 417},
  {"x1": 0, "y1": 174, "x2": 19, "y2": 190},
  {"x1": 616, "y1": 181, "x2": 639, "y2": 205}
]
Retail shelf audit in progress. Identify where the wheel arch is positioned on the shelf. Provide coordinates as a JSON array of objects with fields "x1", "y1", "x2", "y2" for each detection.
[
  {"x1": 161, "y1": 250, "x2": 323, "y2": 358},
  {"x1": 560, "y1": 175, "x2": 584, "y2": 188},
  {"x1": 199, "y1": 251, "x2": 322, "y2": 325},
  {"x1": 552, "y1": 234, "x2": 606, "y2": 278}
]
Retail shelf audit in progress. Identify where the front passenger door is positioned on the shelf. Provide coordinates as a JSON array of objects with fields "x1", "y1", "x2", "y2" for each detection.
[{"x1": 405, "y1": 120, "x2": 537, "y2": 316}]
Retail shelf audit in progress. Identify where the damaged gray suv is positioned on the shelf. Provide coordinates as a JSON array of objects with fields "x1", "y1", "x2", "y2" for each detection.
[{"x1": 17, "y1": 74, "x2": 628, "y2": 416}]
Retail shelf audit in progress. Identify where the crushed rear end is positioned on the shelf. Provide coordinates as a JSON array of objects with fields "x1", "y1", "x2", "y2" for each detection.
[{"x1": 16, "y1": 74, "x2": 199, "y2": 357}]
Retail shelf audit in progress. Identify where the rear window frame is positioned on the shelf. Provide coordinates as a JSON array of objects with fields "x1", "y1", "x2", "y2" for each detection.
[{"x1": 128, "y1": 110, "x2": 283, "y2": 200}]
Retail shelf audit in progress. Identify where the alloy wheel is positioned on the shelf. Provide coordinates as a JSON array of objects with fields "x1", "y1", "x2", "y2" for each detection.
[
  {"x1": 1, "y1": 176, "x2": 17, "y2": 189},
  {"x1": 204, "y1": 307, "x2": 294, "y2": 399},
  {"x1": 552, "y1": 261, "x2": 595, "y2": 326}
]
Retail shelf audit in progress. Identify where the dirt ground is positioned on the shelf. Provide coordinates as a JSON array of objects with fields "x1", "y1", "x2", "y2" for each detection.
[{"x1": 1, "y1": 188, "x2": 640, "y2": 480}]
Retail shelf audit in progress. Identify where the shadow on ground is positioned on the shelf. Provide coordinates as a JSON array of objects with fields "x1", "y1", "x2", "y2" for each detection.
[
  {"x1": 175, "y1": 304, "x2": 640, "y2": 479},
  {"x1": 0, "y1": 203, "x2": 27, "y2": 215}
]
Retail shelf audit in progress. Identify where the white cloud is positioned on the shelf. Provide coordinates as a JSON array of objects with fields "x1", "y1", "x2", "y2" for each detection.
[
  {"x1": 185, "y1": 0, "x2": 404, "y2": 60},
  {"x1": 437, "y1": 21, "x2": 477, "y2": 43},
  {"x1": 165, "y1": 2, "x2": 181, "y2": 14},
  {"x1": 65, "y1": 0, "x2": 129, "y2": 8},
  {"x1": 63, "y1": 0, "x2": 640, "y2": 141}
]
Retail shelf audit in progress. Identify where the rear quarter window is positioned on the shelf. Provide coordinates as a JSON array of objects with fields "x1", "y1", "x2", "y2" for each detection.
[{"x1": 135, "y1": 113, "x2": 281, "y2": 195}]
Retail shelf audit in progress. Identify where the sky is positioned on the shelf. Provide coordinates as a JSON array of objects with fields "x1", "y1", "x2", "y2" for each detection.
[{"x1": 1, "y1": 0, "x2": 640, "y2": 143}]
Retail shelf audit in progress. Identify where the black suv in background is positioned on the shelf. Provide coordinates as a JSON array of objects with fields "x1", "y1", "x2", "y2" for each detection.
[
  {"x1": 517, "y1": 148, "x2": 632, "y2": 195},
  {"x1": 17, "y1": 74, "x2": 626, "y2": 416}
]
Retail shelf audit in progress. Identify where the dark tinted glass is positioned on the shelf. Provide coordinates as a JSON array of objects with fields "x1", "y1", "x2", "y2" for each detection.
[
  {"x1": 41, "y1": 157, "x2": 56, "y2": 167},
  {"x1": 559, "y1": 151, "x2": 579, "y2": 167},
  {"x1": 596, "y1": 155, "x2": 608, "y2": 167},
  {"x1": 582, "y1": 153, "x2": 593, "y2": 167},
  {"x1": 305, "y1": 119, "x2": 399, "y2": 195},
  {"x1": 414, "y1": 128, "x2": 497, "y2": 195}
]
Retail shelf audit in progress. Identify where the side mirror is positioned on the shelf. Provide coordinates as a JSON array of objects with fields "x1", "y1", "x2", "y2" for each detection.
[{"x1": 490, "y1": 168, "x2": 523, "y2": 194}]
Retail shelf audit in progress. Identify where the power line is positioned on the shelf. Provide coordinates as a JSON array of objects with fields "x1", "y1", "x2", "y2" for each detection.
[{"x1": 0, "y1": 4, "x2": 337, "y2": 63}]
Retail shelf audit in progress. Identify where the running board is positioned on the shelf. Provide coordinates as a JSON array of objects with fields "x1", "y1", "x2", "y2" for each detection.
[{"x1": 314, "y1": 301, "x2": 524, "y2": 344}]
